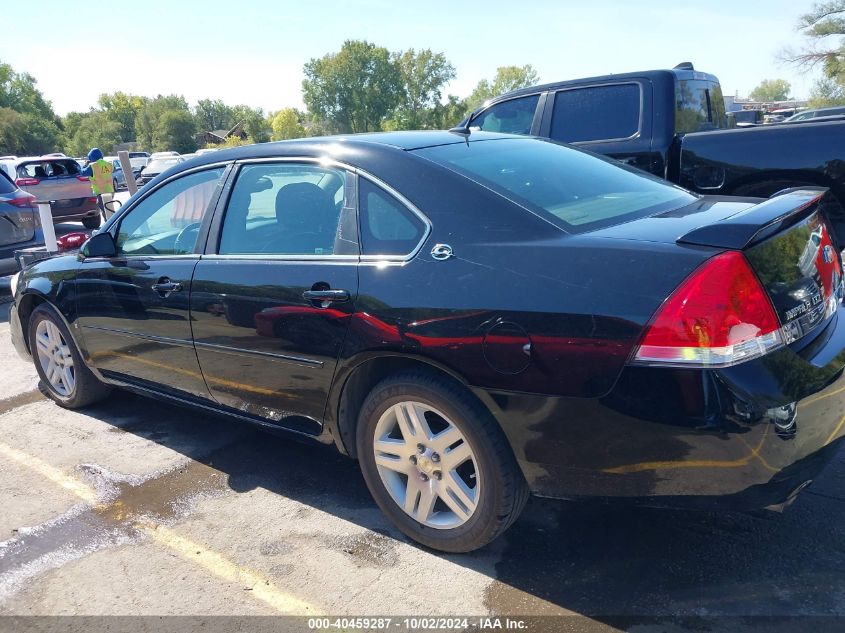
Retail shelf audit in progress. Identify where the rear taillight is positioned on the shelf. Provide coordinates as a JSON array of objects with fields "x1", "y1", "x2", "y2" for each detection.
[
  {"x1": 632, "y1": 251, "x2": 783, "y2": 367},
  {"x1": 15, "y1": 177, "x2": 40, "y2": 187},
  {"x1": 6, "y1": 193, "x2": 36, "y2": 208}
]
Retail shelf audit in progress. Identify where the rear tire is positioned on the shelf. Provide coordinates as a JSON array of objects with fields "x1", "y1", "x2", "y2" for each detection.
[
  {"x1": 82, "y1": 215, "x2": 101, "y2": 229},
  {"x1": 27, "y1": 303, "x2": 111, "y2": 409},
  {"x1": 356, "y1": 371, "x2": 528, "y2": 553}
]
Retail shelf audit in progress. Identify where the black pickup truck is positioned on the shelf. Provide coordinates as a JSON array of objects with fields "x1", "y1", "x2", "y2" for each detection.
[{"x1": 462, "y1": 63, "x2": 845, "y2": 240}]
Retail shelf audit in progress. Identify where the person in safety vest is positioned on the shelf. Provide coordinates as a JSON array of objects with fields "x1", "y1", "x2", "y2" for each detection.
[{"x1": 81, "y1": 147, "x2": 115, "y2": 218}]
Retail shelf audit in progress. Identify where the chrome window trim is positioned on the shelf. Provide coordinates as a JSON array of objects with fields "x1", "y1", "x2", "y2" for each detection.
[{"x1": 206, "y1": 156, "x2": 432, "y2": 263}]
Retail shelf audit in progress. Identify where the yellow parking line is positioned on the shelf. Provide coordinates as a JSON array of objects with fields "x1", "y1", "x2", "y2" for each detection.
[
  {"x1": 0, "y1": 440, "x2": 319, "y2": 615},
  {"x1": 0, "y1": 442, "x2": 99, "y2": 505},
  {"x1": 824, "y1": 412, "x2": 845, "y2": 446}
]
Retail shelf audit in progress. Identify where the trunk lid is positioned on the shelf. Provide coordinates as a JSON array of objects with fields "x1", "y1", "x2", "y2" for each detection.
[
  {"x1": 15, "y1": 159, "x2": 92, "y2": 205},
  {"x1": 680, "y1": 188, "x2": 842, "y2": 343}
]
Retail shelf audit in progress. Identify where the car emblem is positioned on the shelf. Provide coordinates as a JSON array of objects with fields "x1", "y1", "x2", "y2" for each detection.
[
  {"x1": 823, "y1": 244, "x2": 835, "y2": 264},
  {"x1": 431, "y1": 244, "x2": 454, "y2": 260}
]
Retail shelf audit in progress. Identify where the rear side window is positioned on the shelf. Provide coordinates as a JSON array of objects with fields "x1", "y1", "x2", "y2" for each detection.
[
  {"x1": 676, "y1": 80, "x2": 723, "y2": 133},
  {"x1": 551, "y1": 84, "x2": 641, "y2": 143},
  {"x1": 17, "y1": 160, "x2": 80, "y2": 179},
  {"x1": 470, "y1": 95, "x2": 539, "y2": 135},
  {"x1": 359, "y1": 179, "x2": 426, "y2": 256}
]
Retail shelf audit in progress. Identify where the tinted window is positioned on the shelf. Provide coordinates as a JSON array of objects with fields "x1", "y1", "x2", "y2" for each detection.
[
  {"x1": 676, "y1": 80, "x2": 717, "y2": 133},
  {"x1": 220, "y1": 163, "x2": 355, "y2": 256},
  {"x1": 359, "y1": 179, "x2": 425, "y2": 256},
  {"x1": 550, "y1": 84, "x2": 641, "y2": 143},
  {"x1": 470, "y1": 95, "x2": 539, "y2": 135},
  {"x1": 116, "y1": 168, "x2": 224, "y2": 256},
  {"x1": 415, "y1": 138, "x2": 696, "y2": 234}
]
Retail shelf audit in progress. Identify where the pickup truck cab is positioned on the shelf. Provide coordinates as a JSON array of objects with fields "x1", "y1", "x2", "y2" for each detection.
[{"x1": 464, "y1": 63, "x2": 845, "y2": 241}]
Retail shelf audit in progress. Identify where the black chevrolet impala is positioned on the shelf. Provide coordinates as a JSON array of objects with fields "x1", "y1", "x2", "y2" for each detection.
[{"x1": 9, "y1": 131, "x2": 845, "y2": 552}]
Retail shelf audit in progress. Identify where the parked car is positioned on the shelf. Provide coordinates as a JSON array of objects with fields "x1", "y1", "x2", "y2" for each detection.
[
  {"x1": 727, "y1": 109, "x2": 763, "y2": 126},
  {"x1": 0, "y1": 171, "x2": 42, "y2": 275},
  {"x1": 105, "y1": 158, "x2": 140, "y2": 191},
  {"x1": 9, "y1": 132, "x2": 845, "y2": 552},
  {"x1": 0, "y1": 156, "x2": 101, "y2": 229},
  {"x1": 460, "y1": 63, "x2": 845, "y2": 244},
  {"x1": 128, "y1": 151, "x2": 151, "y2": 170},
  {"x1": 785, "y1": 106, "x2": 845, "y2": 122},
  {"x1": 137, "y1": 156, "x2": 185, "y2": 185},
  {"x1": 149, "y1": 151, "x2": 180, "y2": 160}
]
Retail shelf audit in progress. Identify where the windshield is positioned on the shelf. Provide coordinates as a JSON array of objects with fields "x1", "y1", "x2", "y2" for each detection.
[
  {"x1": 414, "y1": 138, "x2": 696, "y2": 233},
  {"x1": 145, "y1": 158, "x2": 181, "y2": 172}
]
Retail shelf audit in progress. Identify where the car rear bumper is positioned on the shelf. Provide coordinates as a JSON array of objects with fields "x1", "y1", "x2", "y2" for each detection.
[
  {"x1": 478, "y1": 309, "x2": 845, "y2": 510},
  {"x1": 0, "y1": 229, "x2": 44, "y2": 275},
  {"x1": 50, "y1": 198, "x2": 99, "y2": 221}
]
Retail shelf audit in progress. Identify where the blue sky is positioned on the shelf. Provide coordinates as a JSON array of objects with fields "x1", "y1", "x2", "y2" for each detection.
[{"x1": 0, "y1": 0, "x2": 822, "y2": 114}]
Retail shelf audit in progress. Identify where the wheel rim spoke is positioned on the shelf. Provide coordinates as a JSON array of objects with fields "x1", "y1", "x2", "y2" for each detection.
[
  {"x1": 35, "y1": 319, "x2": 74, "y2": 396},
  {"x1": 373, "y1": 399, "x2": 480, "y2": 530}
]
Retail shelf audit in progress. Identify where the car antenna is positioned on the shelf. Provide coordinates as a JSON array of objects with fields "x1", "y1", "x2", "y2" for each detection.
[{"x1": 448, "y1": 122, "x2": 472, "y2": 146}]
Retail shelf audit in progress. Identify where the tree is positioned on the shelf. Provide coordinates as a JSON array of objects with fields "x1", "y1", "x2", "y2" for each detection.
[
  {"x1": 393, "y1": 49, "x2": 456, "y2": 129},
  {"x1": 0, "y1": 59, "x2": 61, "y2": 154},
  {"x1": 135, "y1": 95, "x2": 191, "y2": 150},
  {"x1": 195, "y1": 98, "x2": 235, "y2": 132},
  {"x1": 153, "y1": 110, "x2": 197, "y2": 153},
  {"x1": 271, "y1": 108, "x2": 306, "y2": 140},
  {"x1": 466, "y1": 65, "x2": 540, "y2": 111},
  {"x1": 302, "y1": 40, "x2": 403, "y2": 133},
  {"x1": 98, "y1": 92, "x2": 145, "y2": 142},
  {"x1": 809, "y1": 76, "x2": 845, "y2": 106},
  {"x1": 782, "y1": 1, "x2": 845, "y2": 78},
  {"x1": 232, "y1": 105, "x2": 271, "y2": 143},
  {"x1": 749, "y1": 79, "x2": 792, "y2": 101},
  {"x1": 67, "y1": 112, "x2": 123, "y2": 156},
  {"x1": 0, "y1": 107, "x2": 25, "y2": 154}
]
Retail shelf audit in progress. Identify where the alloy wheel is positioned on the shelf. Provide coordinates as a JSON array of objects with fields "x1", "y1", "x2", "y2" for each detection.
[
  {"x1": 372, "y1": 401, "x2": 480, "y2": 529},
  {"x1": 35, "y1": 320, "x2": 75, "y2": 396}
]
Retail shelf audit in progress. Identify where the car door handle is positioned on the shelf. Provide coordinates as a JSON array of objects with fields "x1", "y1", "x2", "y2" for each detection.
[
  {"x1": 302, "y1": 289, "x2": 350, "y2": 304},
  {"x1": 151, "y1": 279, "x2": 183, "y2": 295}
]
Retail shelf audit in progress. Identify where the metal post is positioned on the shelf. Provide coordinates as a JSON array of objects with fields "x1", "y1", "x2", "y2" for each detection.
[
  {"x1": 37, "y1": 202, "x2": 58, "y2": 252},
  {"x1": 117, "y1": 150, "x2": 138, "y2": 195}
]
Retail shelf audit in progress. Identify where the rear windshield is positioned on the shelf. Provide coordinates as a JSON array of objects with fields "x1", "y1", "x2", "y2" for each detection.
[
  {"x1": 17, "y1": 159, "x2": 81, "y2": 178},
  {"x1": 129, "y1": 152, "x2": 149, "y2": 158},
  {"x1": 0, "y1": 170, "x2": 16, "y2": 194},
  {"x1": 413, "y1": 138, "x2": 696, "y2": 233}
]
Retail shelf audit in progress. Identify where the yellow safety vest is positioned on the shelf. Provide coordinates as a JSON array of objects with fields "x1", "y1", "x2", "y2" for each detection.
[{"x1": 90, "y1": 159, "x2": 115, "y2": 195}]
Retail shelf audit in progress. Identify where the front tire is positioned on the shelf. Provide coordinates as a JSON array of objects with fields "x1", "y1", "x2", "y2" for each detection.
[
  {"x1": 27, "y1": 303, "x2": 111, "y2": 408},
  {"x1": 82, "y1": 214, "x2": 102, "y2": 229},
  {"x1": 356, "y1": 371, "x2": 528, "y2": 553}
]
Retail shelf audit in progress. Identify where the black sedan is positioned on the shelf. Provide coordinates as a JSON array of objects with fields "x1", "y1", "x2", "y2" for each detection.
[{"x1": 8, "y1": 132, "x2": 845, "y2": 552}]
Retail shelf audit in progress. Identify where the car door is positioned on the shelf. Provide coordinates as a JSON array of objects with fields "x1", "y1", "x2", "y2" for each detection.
[
  {"x1": 190, "y1": 160, "x2": 359, "y2": 434},
  {"x1": 541, "y1": 81, "x2": 660, "y2": 176},
  {"x1": 75, "y1": 165, "x2": 228, "y2": 400}
]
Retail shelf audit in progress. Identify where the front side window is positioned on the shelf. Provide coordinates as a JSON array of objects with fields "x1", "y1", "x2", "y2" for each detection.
[
  {"x1": 116, "y1": 167, "x2": 224, "y2": 256},
  {"x1": 470, "y1": 94, "x2": 539, "y2": 135},
  {"x1": 219, "y1": 163, "x2": 355, "y2": 256},
  {"x1": 551, "y1": 84, "x2": 641, "y2": 143},
  {"x1": 415, "y1": 138, "x2": 696, "y2": 234},
  {"x1": 359, "y1": 178, "x2": 426, "y2": 256}
]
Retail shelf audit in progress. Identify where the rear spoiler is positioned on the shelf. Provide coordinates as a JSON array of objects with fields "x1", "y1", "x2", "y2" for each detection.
[{"x1": 677, "y1": 187, "x2": 828, "y2": 249}]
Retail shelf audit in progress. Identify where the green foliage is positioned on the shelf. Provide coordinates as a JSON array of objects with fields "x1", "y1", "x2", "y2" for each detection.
[
  {"x1": 271, "y1": 108, "x2": 306, "y2": 140},
  {"x1": 135, "y1": 95, "x2": 192, "y2": 150},
  {"x1": 784, "y1": 2, "x2": 845, "y2": 88},
  {"x1": 465, "y1": 65, "x2": 540, "y2": 111},
  {"x1": 303, "y1": 40, "x2": 403, "y2": 133},
  {"x1": 195, "y1": 99, "x2": 235, "y2": 132},
  {"x1": 809, "y1": 76, "x2": 845, "y2": 106},
  {"x1": 232, "y1": 105, "x2": 271, "y2": 143},
  {"x1": 0, "y1": 59, "x2": 61, "y2": 154},
  {"x1": 66, "y1": 113, "x2": 123, "y2": 156},
  {"x1": 98, "y1": 92, "x2": 145, "y2": 142},
  {"x1": 749, "y1": 79, "x2": 792, "y2": 101},
  {"x1": 152, "y1": 109, "x2": 197, "y2": 153},
  {"x1": 393, "y1": 49, "x2": 456, "y2": 129}
]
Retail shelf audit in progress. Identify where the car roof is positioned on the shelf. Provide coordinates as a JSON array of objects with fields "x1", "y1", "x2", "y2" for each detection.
[{"x1": 478, "y1": 67, "x2": 720, "y2": 109}]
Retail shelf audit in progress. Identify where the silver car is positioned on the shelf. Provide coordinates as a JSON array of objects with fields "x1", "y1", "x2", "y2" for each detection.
[
  {"x1": 0, "y1": 156, "x2": 102, "y2": 229},
  {"x1": 0, "y1": 172, "x2": 43, "y2": 275}
]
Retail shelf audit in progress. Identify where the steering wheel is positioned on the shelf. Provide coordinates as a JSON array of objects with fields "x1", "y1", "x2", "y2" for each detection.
[{"x1": 174, "y1": 222, "x2": 202, "y2": 254}]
